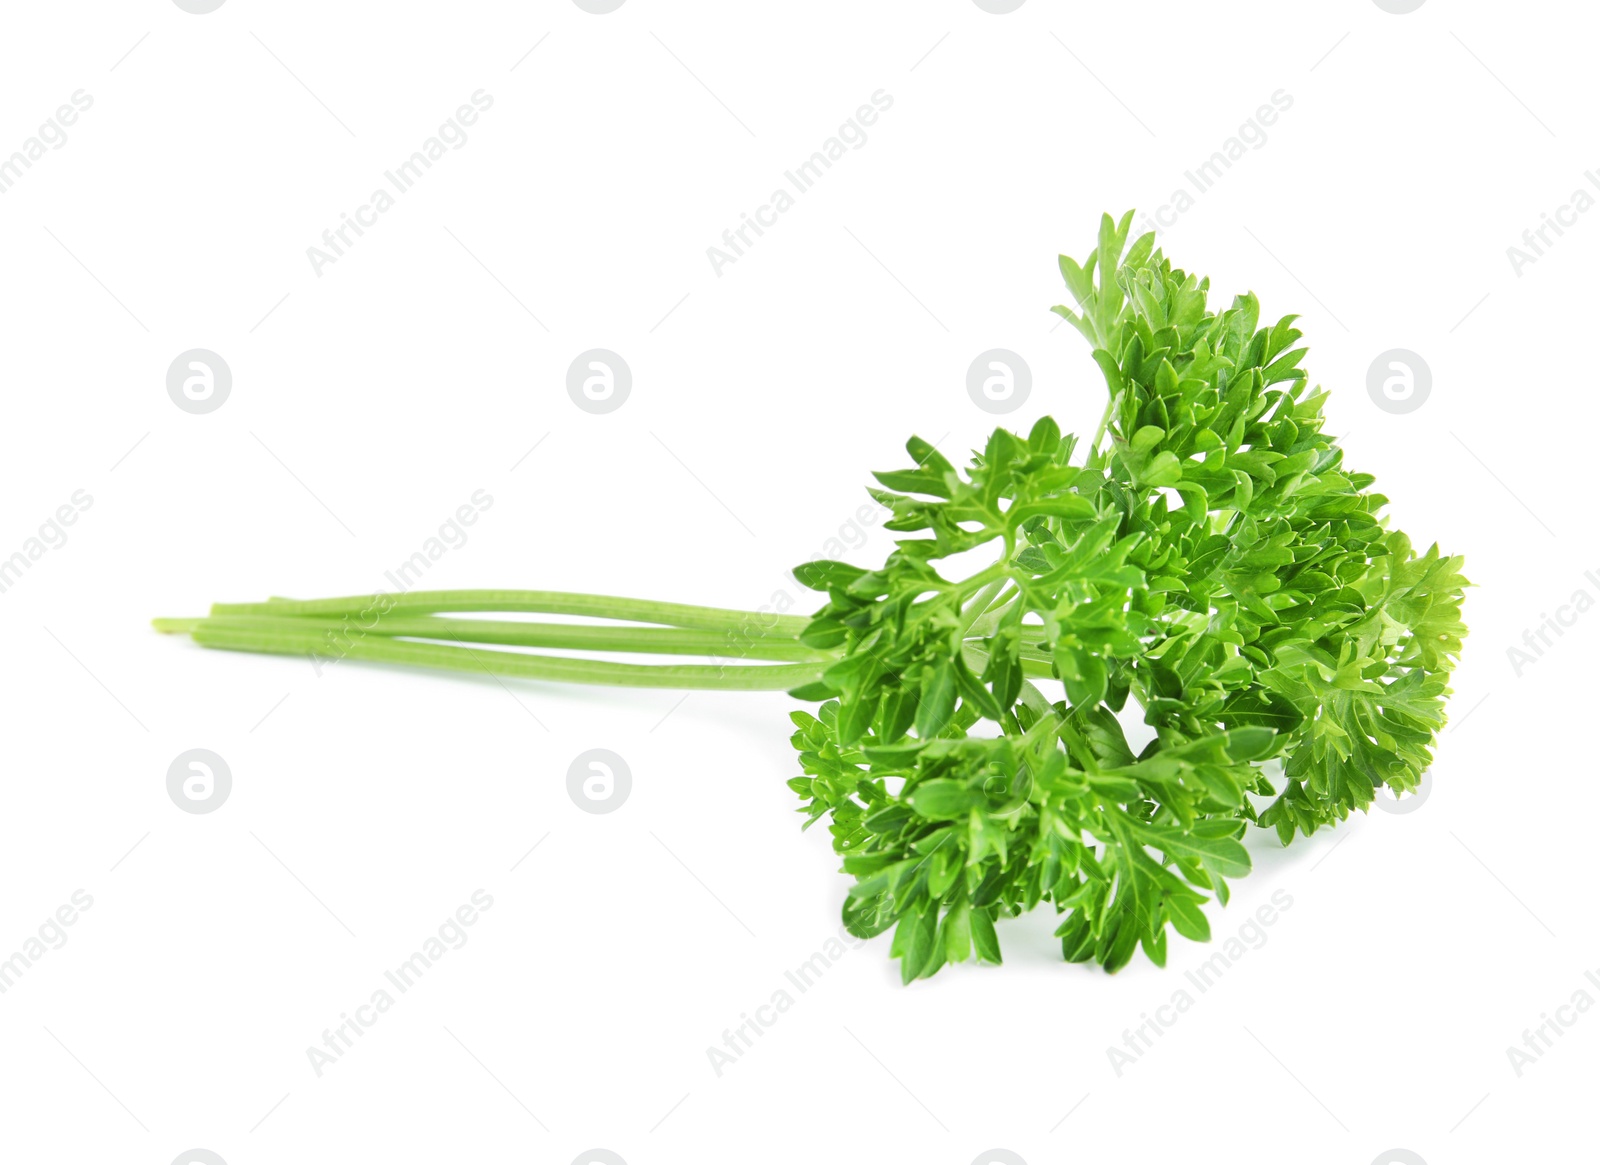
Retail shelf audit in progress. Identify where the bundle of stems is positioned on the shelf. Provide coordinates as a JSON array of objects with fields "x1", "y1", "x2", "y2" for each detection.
[{"x1": 153, "y1": 589, "x2": 844, "y2": 692}]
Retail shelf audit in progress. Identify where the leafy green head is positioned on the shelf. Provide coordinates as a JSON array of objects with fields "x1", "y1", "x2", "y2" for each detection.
[{"x1": 784, "y1": 212, "x2": 1468, "y2": 981}]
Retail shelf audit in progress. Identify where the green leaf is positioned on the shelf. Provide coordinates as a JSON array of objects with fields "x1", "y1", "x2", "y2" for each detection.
[
  {"x1": 1166, "y1": 896, "x2": 1211, "y2": 943},
  {"x1": 915, "y1": 659, "x2": 957, "y2": 739},
  {"x1": 940, "y1": 899, "x2": 973, "y2": 962},
  {"x1": 1008, "y1": 495, "x2": 1096, "y2": 526},
  {"x1": 970, "y1": 906, "x2": 1002, "y2": 964},
  {"x1": 1135, "y1": 824, "x2": 1252, "y2": 879},
  {"x1": 1059, "y1": 254, "x2": 1093, "y2": 306},
  {"x1": 1141, "y1": 451, "x2": 1182, "y2": 487},
  {"x1": 908, "y1": 779, "x2": 983, "y2": 820},
  {"x1": 1028, "y1": 415, "x2": 1063, "y2": 453},
  {"x1": 792, "y1": 560, "x2": 867, "y2": 591}
]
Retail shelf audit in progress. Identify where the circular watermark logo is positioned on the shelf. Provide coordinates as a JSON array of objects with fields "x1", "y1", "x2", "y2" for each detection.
[
  {"x1": 172, "y1": 1153, "x2": 228, "y2": 1165},
  {"x1": 567, "y1": 750, "x2": 631, "y2": 814},
  {"x1": 1373, "y1": 769, "x2": 1431, "y2": 815},
  {"x1": 172, "y1": 0, "x2": 228, "y2": 12},
  {"x1": 167, "y1": 750, "x2": 232, "y2": 814},
  {"x1": 1371, "y1": 0, "x2": 1426, "y2": 13},
  {"x1": 571, "y1": 1151, "x2": 628, "y2": 1165},
  {"x1": 567, "y1": 349, "x2": 631, "y2": 414},
  {"x1": 1366, "y1": 348, "x2": 1430, "y2": 414},
  {"x1": 972, "y1": 0, "x2": 1027, "y2": 12},
  {"x1": 572, "y1": 0, "x2": 627, "y2": 11},
  {"x1": 167, "y1": 349, "x2": 232, "y2": 414},
  {"x1": 1371, "y1": 1152, "x2": 1427, "y2": 1165},
  {"x1": 972, "y1": 1152, "x2": 1028, "y2": 1165},
  {"x1": 967, "y1": 348, "x2": 1031, "y2": 414},
  {"x1": 982, "y1": 763, "x2": 1033, "y2": 816}
]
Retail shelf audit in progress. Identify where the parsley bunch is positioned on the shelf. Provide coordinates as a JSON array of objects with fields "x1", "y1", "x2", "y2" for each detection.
[
  {"x1": 787, "y1": 212, "x2": 1467, "y2": 977},
  {"x1": 158, "y1": 213, "x2": 1467, "y2": 979}
]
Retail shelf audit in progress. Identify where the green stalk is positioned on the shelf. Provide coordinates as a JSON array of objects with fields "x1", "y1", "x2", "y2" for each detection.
[
  {"x1": 961, "y1": 642, "x2": 1056, "y2": 681},
  {"x1": 158, "y1": 576, "x2": 1043, "y2": 692},
  {"x1": 958, "y1": 577, "x2": 1009, "y2": 637},
  {"x1": 1087, "y1": 390, "x2": 1118, "y2": 457},
  {"x1": 171, "y1": 617, "x2": 827, "y2": 691},
  {"x1": 167, "y1": 613, "x2": 831, "y2": 662},
  {"x1": 210, "y1": 590, "x2": 812, "y2": 637}
]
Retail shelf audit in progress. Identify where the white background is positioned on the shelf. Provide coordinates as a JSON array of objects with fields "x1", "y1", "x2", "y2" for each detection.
[{"x1": 0, "y1": 2, "x2": 1593, "y2": 1163}]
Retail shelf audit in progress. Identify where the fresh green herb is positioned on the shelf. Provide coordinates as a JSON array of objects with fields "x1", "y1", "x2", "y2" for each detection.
[{"x1": 157, "y1": 213, "x2": 1468, "y2": 980}]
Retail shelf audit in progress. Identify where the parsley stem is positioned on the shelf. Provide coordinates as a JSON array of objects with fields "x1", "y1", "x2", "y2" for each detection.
[
  {"x1": 1088, "y1": 391, "x2": 1118, "y2": 456},
  {"x1": 172, "y1": 616, "x2": 828, "y2": 690},
  {"x1": 174, "y1": 613, "x2": 832, "y2": 662},
  {"x1": 959, "y1": 578, "x2": 1009, "y2": 636},
  {"x1": 209, "y1": 589, "x2": 813, "y2": 637}
]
